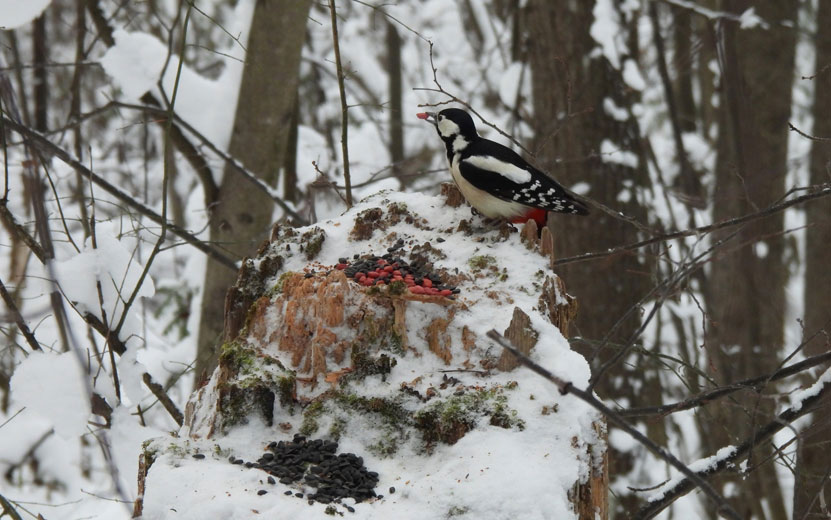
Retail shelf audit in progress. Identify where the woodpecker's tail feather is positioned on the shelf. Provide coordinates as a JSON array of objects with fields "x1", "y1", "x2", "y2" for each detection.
[{"x1": 568, "y1": 196, "x2": 590, "y2": 216}]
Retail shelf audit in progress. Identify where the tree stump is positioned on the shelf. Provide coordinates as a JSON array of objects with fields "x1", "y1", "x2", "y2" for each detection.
[{"x1": 136, "y1": 186, "x2": 608, "y2": 519}]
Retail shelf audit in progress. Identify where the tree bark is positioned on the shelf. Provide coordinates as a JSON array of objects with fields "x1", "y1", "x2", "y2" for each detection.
[
  {"x1": 386, "y1": 21, "x2": 404, "y2": 183},
  {"x1": 194, "y1": 0, "x2": 312, "y2": 383},
  {"x1": 793, "y1": 0, "x2": 831, "y2": 515},
  {"x1": 703, "y1": 1, "x2": 797, "y2": 518},
  {"x1": 525, "y1": 1, "x2": 654, "y2": 515},
  {"x1": 671, "y1": 5, "x2": 696, "y2": 133},
  {"x1": 32, "y1": 13, "x2": 48, "y2": 132}
]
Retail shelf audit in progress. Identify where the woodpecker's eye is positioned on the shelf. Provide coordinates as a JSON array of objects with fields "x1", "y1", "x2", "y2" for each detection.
[{"x1": 438, "y1": 115, "x2": 444, "y2": 121}]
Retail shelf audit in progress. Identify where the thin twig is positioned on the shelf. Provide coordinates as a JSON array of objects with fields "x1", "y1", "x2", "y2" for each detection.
[
  {"x1": 329, "y1": 0, "x2": 353, "y2": 208},
  {"x1": 553, "y1": 183, "x2": 831, "y2": 267},
  {"x1": 85, "y1": 0, "x2": 219, "y2": 207},
  {"x1": 3, "y1": 428, "x2": 54, "y2": 482},
  {"x1": 88, "y1": 177, "x2": 121, "y2": 403},
  {"x1": 621, "y1": 349, "x2": 831, "y2": 418},
  {"x1": 648, "y1": 1, "x2": 701, "y2": 206},
  {"x1": 0, "y1": 202, "x2": 46, "y2": 263},
  {"x1": 486, "y1": 329, "x2": 741, "y2": 520},
  {"x1": 1, "y1": 90, "x2": 8, "y2": 199},
  {"x1": 185, "y1": 0, "x2": 246, "y2": 53},
  {"x1": 415, "y1": 42, "x2": 532, "y2": 156},
  {"x1": 789, "y1": 122, "x2": 831, "y2": 142},
  {"x1": 801, "y1": 62, "x2": 831, "y2": 81},
  {"x1": 350, "y1": 0, "x2": 430, "y2": 42}
]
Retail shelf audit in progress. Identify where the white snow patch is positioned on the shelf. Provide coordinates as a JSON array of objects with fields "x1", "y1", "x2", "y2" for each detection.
[
  {"x1": 786, "y1": 367, "x2": 831, "y2": 413},
  {"x1": 499, "y1": 62, "x2": 525, "y2": 107},
  {"x1": 600, "y1": 139, "x2": 639, "y2": 168},
  {"x1": 53, "y1": 221, "x2": 155, "y2": 339},
  {"x1": 604, "y1": 97, "x2": 630, "y2": 122},
  {"x1": 591, "y1": 0, "x2": 622, "y2": 69},
  {"x1": 570, "y1": 182, "x2": 590, "y2": 195},
  {"x1": 738, "y1": 7, "x2": 764, "y2": 29},
  {"x1": 623, "y1": 60, "x2": 646, "y2": 91},
  {"x1": 754, "y1": 241, "x2": 769, "y2": 259},
  {"x1": 0, "y1": 0, "x2": 51, "y2": 29},
  {"x1": 100, "y1": 30, "x2": 168, "y2": 99},
  {"x1": 11, "y1": 351, "x2": 91, "y2": 438}
]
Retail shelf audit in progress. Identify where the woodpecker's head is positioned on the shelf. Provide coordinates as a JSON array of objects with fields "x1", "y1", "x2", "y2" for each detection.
[{"x1": 417, "y1": 108, "x2": 478, "y2": 153}]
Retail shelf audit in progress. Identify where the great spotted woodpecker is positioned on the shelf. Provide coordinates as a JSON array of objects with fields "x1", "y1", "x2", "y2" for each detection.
[{"x1": 417, "y1": 108, "x2": 589, "y2": 226}]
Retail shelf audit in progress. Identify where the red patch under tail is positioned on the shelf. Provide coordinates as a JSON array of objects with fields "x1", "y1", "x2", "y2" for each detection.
[{"x1": 511, "y1": 208, "x2": 547, "y2": 227}]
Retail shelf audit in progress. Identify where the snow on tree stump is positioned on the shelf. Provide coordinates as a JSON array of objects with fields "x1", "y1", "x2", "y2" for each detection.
[{"x1": 135, "y1": 187, "x2": 608, "y2": 519}]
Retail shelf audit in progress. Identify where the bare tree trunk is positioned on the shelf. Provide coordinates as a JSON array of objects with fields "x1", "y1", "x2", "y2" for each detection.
[
  {"x1": 32, "y1": 13, "x2": 48, "y2": 133},
  {"x1": 671, "y1": 5, "x2": 696, "y2": 133},
  {"x1": 386, "y1": 22, "x2": 404, "y2": 183},
  {"x1": 695, "y1": 2, "x2": 719, "y2": 142},
  {"x1": 194, "y1": 0, "x2": 312, "y2": 383},
  {"x1": 794, "y1": 0, "x2": 831, "y2": 515},
  {"x1": 703, "y1": 1, "x2": 797, "y2": 518},
  {"x1": 283, "y1": 94, "x2": 300, "y2": 203},
  {"x1": 525, "y1": 1, "x2": 654, "y2": 515}
]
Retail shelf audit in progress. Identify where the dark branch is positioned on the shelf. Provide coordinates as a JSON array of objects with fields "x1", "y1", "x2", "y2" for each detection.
[
  {"x1": 0, "y1": 493, "x2": 24, "y2": 520},
  {"x1": 0, "y1": 201, "x2": 46, "y2": 263},
  {"x1": 142, "y1": 372, "x2": 184, "y2": 426},
  {"x1": 621, "y1": 349, "x2": 831, "y2": 418},
  {"x1": 0, "y1": 276, "x2": 42, "y2": 351},
  {"x1": 789, "y1": 122, "x2": 831, "y2": 142}
]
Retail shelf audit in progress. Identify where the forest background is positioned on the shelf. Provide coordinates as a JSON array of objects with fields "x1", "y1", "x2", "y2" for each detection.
[{"x1": 1, "y1": 0, "x2": 830, "y2": 518}]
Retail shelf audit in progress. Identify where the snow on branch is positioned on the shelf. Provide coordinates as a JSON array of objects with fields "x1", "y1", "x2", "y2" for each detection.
[{"x1": 634, "y1": 368, "x2": 831, "y2": 519}]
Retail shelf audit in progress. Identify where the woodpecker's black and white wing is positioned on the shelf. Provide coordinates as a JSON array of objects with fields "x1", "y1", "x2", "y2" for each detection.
[{"x1": 458, "y1": 140, "x2": 589, "y2": 215}]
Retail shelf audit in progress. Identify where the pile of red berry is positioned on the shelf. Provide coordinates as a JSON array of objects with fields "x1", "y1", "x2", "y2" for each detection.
[{"x1": 334, "y1": 246, "x2": 459, "y2": 298}]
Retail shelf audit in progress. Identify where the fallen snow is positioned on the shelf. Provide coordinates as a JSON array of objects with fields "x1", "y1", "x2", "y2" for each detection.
[
  {"x1": 53, "y1": 221, "x2": 155, "y2": 342},
  {"x1": 0, "y1": 0, "x2": 51, "y2": 30},
  {"x1": 100, "y1": 30, "x2": 169, "y2": 100},
  {"x1": 10, "y1": 351, "x2": 91, "y2": 438}
]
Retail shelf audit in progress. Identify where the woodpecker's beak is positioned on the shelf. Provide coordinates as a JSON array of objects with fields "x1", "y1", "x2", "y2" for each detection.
[{"x1": 416, "y1": 112, "x2": 437, "y2": 124}]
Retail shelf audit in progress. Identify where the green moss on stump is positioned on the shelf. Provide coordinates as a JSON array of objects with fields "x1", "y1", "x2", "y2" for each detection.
[
  {"x1": 414, "y1": 386, "x2": 525, "y2": 446},
  {"x1": 216, "y1": 341, "x2": 297, "y2": 431}
]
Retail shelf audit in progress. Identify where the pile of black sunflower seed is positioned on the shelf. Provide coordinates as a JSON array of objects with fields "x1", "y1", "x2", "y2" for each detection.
[{"x1": 229, "y1": 434, "x2": 380, "y2": 506}]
